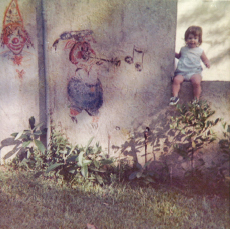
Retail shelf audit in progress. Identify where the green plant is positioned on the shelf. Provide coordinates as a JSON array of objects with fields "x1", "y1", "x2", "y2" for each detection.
[
  {"x1": 9, "y1": 117, "x2": 117, "y2": 186},
  {"x1": 128, "y1": 161, "x2": 156, "y2": 184},
  {"x1": 10, "y1": 116, "x2": 47, "y2": 171},
  {"x1": 170, "y1": 101, "x2": 221, "y2": 172},
  {"x1": 46, "y1": 136, "x2": 116, "y2": 186},
  {"x1": 219, "y1": 122, "x2": 230, "y2": 165},
  {"x1": 206, "y1": 122, "x2": 230, "y2": 189}
]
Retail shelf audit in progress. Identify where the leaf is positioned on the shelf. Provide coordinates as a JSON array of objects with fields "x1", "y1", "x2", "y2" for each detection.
[
  {"x1": 227, "y1": 125, "x2": 230, "y2": 133},
  {"x1": 34, "y1": 140, "x2": 46, "y2": 153},
  {"x1": 22, "y1": 141, "x2": 32, "y2": 148},
  {"x1": 27, "y1": 150, "x2": 31, "y2": 159},
  {"x1": 214, "y1": 118, "x2": 220, "y2": 125},
  {"x1": 66, "y1": 155, "x2": 78, "y2": 162},
  {"x1": 34, "y1": 122, "x2": 44, "y2": 130},
  {"x1": 148, "y1": 171, "x2": 155, "y2": 177},
  {"x1": 99, "y1": 168, "x2": 107, "y2": 173},
  {"x1": 78, "y1": 151, "x2": 85, "y2": 166},
  {"x1": 82, "y1": 159, "x2": 92, "y2": 166},
  {"x1": 20, "y1": 158, "x2": 30, "y2": 169},
  {"x1": 93, "y1": 160, "x2": 100, "y2": 168},
  {"x1": 67, "y1": 166, "x2": 76, "y2": 174},
  {"x1": 46, "y1": 163, "x2": 64, "y2": 173},
  {"x1": 100, "y1": 159, "x2": 113, "y2": 165},
  {"x1": 136, "y1": 171, "x2": 143, "y2": 178},
  {"x1": 11, "y1": 132, "x2": 18, "y2": 137},
  {"x1": 192, "y1": 141, "x2": 196, "y2": 149},
  {"x1": 143, "y1": 161, "x2": 151, "y2": 169},
  {"x1": 29, "y1": 116, "x2": 36, "y2": 129},
  {"x1": 85, "y1": 137, "x2": 94, "y2": 153},
  {"x1": 95, "y1": 175, "x2": 104, "y2": 184},
  {"x1": 136, "y1": 162, "x2": 142, "y2": 170},
  {"x1": 222, "y1": 122, "x2": 227, "y2": 129},
  {"x1": 145, "y1": 176, "x2": 155, "y2": 183},
  {"x1": 89, "y1": 167, "x2": 100, "y2": 172},
  {"x1": 34, "y1": 130, "x2": 42, "y2": 136},
  {"x1": 68, "y1": 145, "x2": 77, "y2": 157},
  {"x1": 81, "y1": 165, "x2": 88, "y2": 178},
  {"x1": 129, "y1": 171, "x2": 138, "y2": 180},
  {"x1": 15, "y1": 131, "x2": 24, "y2": 140}
]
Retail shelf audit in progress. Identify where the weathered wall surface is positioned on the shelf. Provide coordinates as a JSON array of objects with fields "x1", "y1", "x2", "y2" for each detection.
[
  {"x1": 45, "y1": 0, "x2": 177, "y2": 164},
  {"x1": 0, "y1": 0, "x2": 46, "y2": 161}
]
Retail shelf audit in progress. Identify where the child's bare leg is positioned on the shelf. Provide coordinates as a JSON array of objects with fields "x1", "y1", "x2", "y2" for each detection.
[
  {"x1": 190, "y1": 74, "x2": 202, "y2": 100},
  {"x1": 172, "y1": 75, "x2": 184, "y2": 97}
]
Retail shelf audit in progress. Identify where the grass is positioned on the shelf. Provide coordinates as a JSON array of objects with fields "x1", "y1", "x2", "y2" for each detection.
[{"x1": 0, "y1": 168, "x2": 229, "y2": 229}]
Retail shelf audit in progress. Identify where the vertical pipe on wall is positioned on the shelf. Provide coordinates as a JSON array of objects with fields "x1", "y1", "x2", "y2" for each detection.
[
  {"x1": 36, "y1": 0, "x2": 48, "y2": 146},
  {"x1": 42, "y1": 0, "x2": 51, "y2": 148}
]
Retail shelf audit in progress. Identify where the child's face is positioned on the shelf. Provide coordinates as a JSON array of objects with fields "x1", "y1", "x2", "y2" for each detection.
[{"x1": 186, "y1": 34, "x2": 199, "y2": 48}]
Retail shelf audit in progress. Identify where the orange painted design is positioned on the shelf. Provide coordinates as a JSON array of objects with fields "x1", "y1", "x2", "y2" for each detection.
[
  {"x1": 16, "y1": 69, "x2": 25, "y2": 79},
  {"x1": 12, "y1": 55, "x2": 23, "y2": 65},
  {"x1": 92, "y1": 116, "x2": 99, "y2": 123},
  {"x1": 64, "y1": 40, "x2": 76, "y2": 50},
  {"x1": 70, "y1": 108, "x2": 80, "y2": 116},
  {"x1": 1, "y1": 0, "x2": 33, "y2": 55},
  {"x1": 3, "y1": 0, "x2": 24, "y2": 29}
]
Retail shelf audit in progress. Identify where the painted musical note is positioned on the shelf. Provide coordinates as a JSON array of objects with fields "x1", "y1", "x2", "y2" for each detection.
[{"x1": 124, "y1": 45, "x2": 145, "y2": 72}]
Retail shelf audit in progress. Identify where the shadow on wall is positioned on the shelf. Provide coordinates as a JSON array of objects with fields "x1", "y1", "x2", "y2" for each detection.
[
  {"x1": 177, "y1": 1, "x2": 230, "y2": 66},
  {"x1": 112, "y1": 101, "x2": 229, "y2": 179},
  {"x1": 111, "y1": 107, "x2": 186, "y2": 178},
  {"x1": 0, "y1": 138, "x2": 26, "y2": 162}
]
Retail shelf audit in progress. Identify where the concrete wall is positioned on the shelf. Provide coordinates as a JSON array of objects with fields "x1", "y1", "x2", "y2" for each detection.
[
  {"x1": 45, "y1": 0, "x2": 177, "y2": 165},
  {"x1": 0, "y1": 0, "x2": 229, "y2": 176}
]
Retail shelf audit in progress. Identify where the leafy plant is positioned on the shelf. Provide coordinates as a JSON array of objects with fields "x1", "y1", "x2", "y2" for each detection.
[
  {"x1": 219, "y1": 122, "x2": 230, "y2": 165},
  {"x1": 129, "y1": 161, "x2": 156, "y2": 184},
  {"x1": 208, "y1": 122, "x2": 230, "y2": 188},
  {"x1": 46, "y1": 136, "x2": 115, "y2": 186},
  {"x1": 170, "y1": 101, "x2": 221, "y2": 173},
  {"x1": 9, "y1": 117, "x2": 117, "y2": 186},
  {"x1": 10, "y1": 116, "x2": 47, "y2": 171}
]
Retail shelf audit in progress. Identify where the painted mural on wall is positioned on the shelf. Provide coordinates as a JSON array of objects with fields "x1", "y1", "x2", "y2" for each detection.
[
  {"x1": 53, "y1": 30, "x2": 121, "y2": 123},
  {"x1": 0, "y1": 0, "x2": 34, "y2": 80},
  {"x1": 53, "y1": 29, "x2": 145, "y2": 124}
]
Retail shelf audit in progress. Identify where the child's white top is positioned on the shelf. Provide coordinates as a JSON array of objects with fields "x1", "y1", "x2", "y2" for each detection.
[{"x1": 175, "y1": 46, "x2": 203, "y2": 80}]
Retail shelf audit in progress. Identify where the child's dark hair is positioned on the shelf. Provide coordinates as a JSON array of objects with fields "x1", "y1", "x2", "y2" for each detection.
[{"x1": 184, "y1": 26, "x2": 202, "y2": 45}]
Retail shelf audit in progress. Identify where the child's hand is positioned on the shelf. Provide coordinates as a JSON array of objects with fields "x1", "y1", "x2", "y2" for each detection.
[
  {"x1": 205, "y1": 62, "x2": 210, "y2": 68},
  {"x1": 201, "y1": 51, "x2": 210, "y2": 68}
]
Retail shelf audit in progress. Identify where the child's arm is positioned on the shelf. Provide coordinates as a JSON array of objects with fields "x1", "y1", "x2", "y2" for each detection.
[
  {"x1": 201, "y1": 51, "x2": 210, "y2": 68},
  {"x1": 175, "y1": 52, "x2": 181, "y2": 59}
]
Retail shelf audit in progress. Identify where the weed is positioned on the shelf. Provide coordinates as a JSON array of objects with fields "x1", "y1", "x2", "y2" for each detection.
[
  {"x1": 170, "y1": 101, "x2": 229, "y2": 195},
  {"x1": 10, "y1": 116, "x2": 47, "y2": 171}
]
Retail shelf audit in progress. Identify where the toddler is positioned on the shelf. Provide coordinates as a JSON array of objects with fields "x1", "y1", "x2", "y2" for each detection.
[{"x1": 169, "y1": 26, "x2": 210, "y2": 105}]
